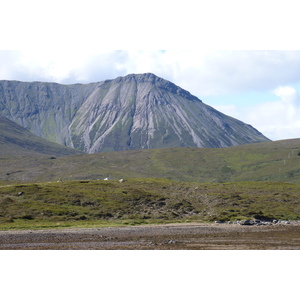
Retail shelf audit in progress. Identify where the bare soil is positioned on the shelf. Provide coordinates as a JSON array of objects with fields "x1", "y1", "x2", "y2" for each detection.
[{"x1": 0, "y1": 223, "x2": 299, "y2": 250}]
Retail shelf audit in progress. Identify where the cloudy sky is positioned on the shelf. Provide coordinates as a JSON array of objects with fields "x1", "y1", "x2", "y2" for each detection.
[{"x1": 1, "y1": 1, "x2": 300, "y2": 142}]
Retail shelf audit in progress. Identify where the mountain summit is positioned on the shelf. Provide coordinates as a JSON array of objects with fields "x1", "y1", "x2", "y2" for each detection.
[{"x1": 0, "y1": 73, "x2": 269, "y2": 153}]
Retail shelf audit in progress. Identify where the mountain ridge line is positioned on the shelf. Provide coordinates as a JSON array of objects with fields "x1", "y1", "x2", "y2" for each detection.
[{"x1": 0, "y1": 73, "x2": 270, "y2": 153}]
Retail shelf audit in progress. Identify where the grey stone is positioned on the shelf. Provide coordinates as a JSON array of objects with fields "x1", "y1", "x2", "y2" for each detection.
[
  {"x1": 167, "y1": 240, "x2": 176, "y2": 244},
  {"x1": 239, "y1": 220, "x2": 256, "y2": 226}
]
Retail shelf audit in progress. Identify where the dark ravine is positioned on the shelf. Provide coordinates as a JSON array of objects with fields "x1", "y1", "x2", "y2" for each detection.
[{"x1": 0, "y1": 73, "x2": 270, "y2": 153}]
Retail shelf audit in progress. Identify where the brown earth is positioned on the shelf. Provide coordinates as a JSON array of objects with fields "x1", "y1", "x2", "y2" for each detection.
[{"x1": 0, "y1": 222, "x2": 299, "y2": 250}]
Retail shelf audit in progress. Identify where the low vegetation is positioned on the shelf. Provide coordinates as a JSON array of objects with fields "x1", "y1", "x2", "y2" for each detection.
[
  {"x1": 0, "y1": 116, "x2": 81, "y2": 157},
  {"x1": 1, "y1": 138, "x2": 300, "y2": 231},
  {"x1": 1, "y1": 139, "x2": 300, "y2": 184},
  {"x1": 0, "y1": 179, "x2": 299, "y2": 230}
]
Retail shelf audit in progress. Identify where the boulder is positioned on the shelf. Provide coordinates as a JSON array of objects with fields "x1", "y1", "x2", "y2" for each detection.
[{"x1": 239, "y1": 220, "x2": 255, "y2": 226}]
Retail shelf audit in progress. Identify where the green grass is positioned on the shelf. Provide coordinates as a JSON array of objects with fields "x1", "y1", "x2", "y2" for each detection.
[
  {"x1": 0, "y1": 178, "x2": 299, "y2": 230},
  {"x1": 1, "y1": 137, "x2": 300, "y2": 231},
  {"x1": 2, "y1": 138, "x2": 300, "y2": 184},
  {"x1": 0, "y1": 116, "x2": 81, "y2": 157}
]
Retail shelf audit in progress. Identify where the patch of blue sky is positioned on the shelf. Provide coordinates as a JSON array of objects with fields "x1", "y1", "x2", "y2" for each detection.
[{"x1": 202, "y1": 84, "x2": 300, "y2": 108}]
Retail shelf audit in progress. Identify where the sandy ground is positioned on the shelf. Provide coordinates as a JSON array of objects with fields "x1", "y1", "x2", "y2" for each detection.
[{"x1": 0, "y1": 222, "x2": 299, "y2": 250}]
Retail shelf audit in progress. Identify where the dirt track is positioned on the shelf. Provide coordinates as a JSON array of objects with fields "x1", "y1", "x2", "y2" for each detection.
[{"x1": 0, "y1": 223, "x2": 299, "y2": 250}]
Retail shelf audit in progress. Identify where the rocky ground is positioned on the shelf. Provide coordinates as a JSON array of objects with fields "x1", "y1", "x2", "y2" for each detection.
[{"x1": 0, "y1": 222, "x2": 299, "y2": 250}]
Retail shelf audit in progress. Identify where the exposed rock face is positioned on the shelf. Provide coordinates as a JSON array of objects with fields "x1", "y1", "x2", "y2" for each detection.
[{"x1": 0, "y1": 73, "x2": 270, "y2": 153}]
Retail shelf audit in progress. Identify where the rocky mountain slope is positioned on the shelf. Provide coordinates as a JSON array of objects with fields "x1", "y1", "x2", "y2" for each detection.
[
  {"x1": 0, "y1": 116, "x2": 81, "y2": 156},
  {"x1": 0, "y1": 73, "x2": 270, "y2": 153}
]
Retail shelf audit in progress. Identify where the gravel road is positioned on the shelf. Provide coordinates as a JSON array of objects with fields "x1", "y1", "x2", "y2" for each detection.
[{"x1": 0, "y1": 223, "x2": 299, "y2": 250}]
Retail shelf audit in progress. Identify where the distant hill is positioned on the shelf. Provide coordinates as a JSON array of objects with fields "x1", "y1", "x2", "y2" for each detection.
[
  {"x1": 0, "y1": 116, "x2": 81, "y2": 156},
  {"x1": 1, "y1": 138, "x2": 300, "y2": 183},
  {"x1": 0, "y1": 73, "x2": 269, "y2": 153}
]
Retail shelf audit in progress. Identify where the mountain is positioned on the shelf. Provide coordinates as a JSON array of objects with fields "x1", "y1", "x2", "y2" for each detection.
[
  {"x1": 0, "y1": 116, "x2": 81, "y2": 156},
  {"x1": 0, "y1": 73, "x2": 270, "y2": 153}
]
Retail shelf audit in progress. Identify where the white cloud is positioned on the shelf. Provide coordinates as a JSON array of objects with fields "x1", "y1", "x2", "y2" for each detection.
[
  {"x1": 0, "y1": 50, "x2": 128, "y2": 84},
  {"x1": 2, "y1": 50, "x2": 300, "y2": 98},
  {"x1": 215, "y1": 86, "x2": 300, "y2": 141},
  {"x1": 160, "y1": 51, "x2": 300, "y2": 98},
  {"x1": 81, "y1": 50, "x2": 300, "y2": 98}
]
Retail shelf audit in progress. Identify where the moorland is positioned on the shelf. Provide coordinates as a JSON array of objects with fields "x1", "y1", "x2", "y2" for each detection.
[{"x1": 1, "y1": 138, "x2": 300, "y2": 231}]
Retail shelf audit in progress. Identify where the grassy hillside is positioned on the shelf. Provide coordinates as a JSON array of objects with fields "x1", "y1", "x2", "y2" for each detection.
[
  {"x1": 0, "y1": 179, "x2": 299, "y2": 230},
  {"x1": 1, "y1": 138, "x2": 300, "y2": 184},
  {"x1": 0, "y1": 116, "x2": 81, "y2": 156}
]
